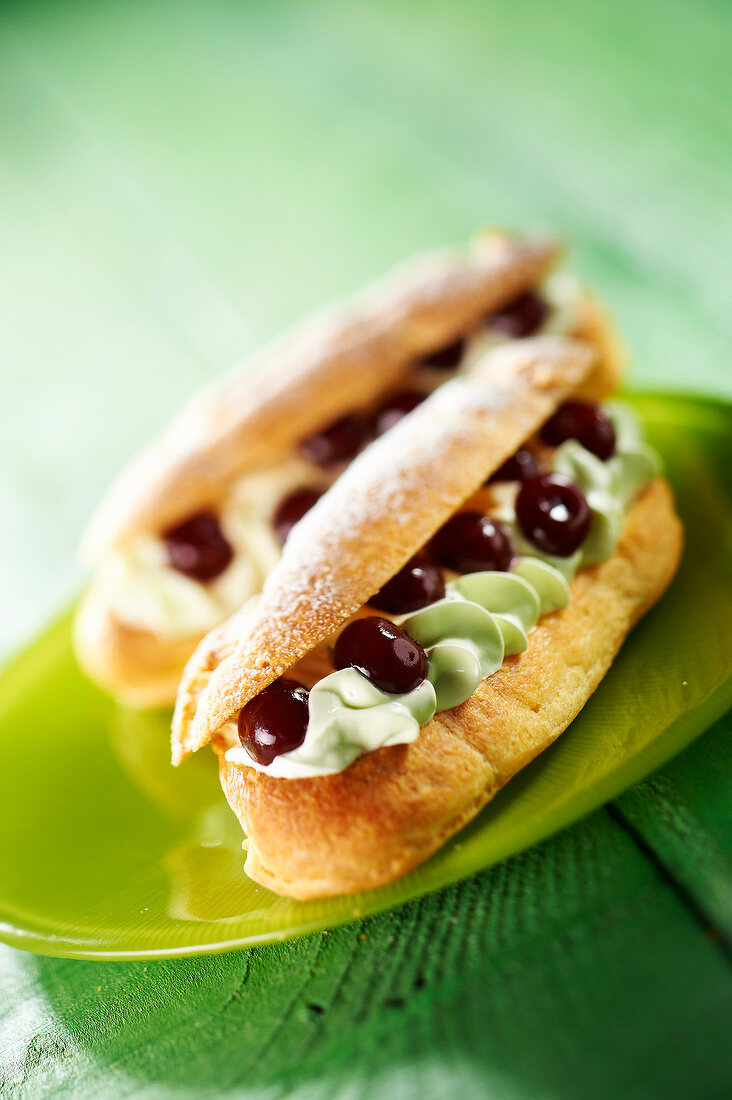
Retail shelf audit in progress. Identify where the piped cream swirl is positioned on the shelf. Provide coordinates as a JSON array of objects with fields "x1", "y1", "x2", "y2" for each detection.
[
  {"x1": 223, "y1": 670, "x2": 437, "y2": 778},
  {"x1": 225, "y1": 402, "x2": 660, "y2": 780},
  {"x1": 223, "y1": 559, "x2": 567, "y2": 776},
  {"x1": 405, "y1": 560, "x2": 570, "y2": 711},
  {"x1": 97, "y1": 275, "x2": 582, "y2": 641},
  {"x1": 94, "y1": 459, "x2": 322, "y2": 638}
]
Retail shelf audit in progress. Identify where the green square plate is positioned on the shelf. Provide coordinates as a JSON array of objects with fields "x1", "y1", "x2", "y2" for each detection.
[{"x1": 0, "y1": 392, "x2": 729, "y2": 959}]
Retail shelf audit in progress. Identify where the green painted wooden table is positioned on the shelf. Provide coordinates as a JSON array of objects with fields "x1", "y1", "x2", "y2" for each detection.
[{"x1": 1, "y1": 1, "x2": 730, "y2": 1095}]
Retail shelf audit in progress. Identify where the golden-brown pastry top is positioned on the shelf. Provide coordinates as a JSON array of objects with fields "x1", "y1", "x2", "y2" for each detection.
[
  {"x1": 75, "y1": 282, "x2": 623, "y2": 709},
  {"x1": 82, "y1": 234, "x2": 559, "y2": 563},
  {"x1": 172, "y1": 334, "x2": 598, "y2": 762}
]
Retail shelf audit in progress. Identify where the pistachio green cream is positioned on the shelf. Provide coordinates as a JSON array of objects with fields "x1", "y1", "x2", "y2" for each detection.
[
  {"x1": 509, "y1": 403, "x2": 662, "y2": 572},
  {"x1": 226, "y1": 403, "x2": 661, "y2": 778},
  {"x1": 224, "y1": 669, "x2": 437, "y2": 779},
  {"x1": 404, "y1": 560, "x2": 570, "y2": 710}
]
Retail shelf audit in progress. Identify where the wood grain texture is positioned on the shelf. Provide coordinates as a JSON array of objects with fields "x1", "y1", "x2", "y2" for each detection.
[
  {"x1": 0, "y1": 0, "x2": 730, "y2": 1095},
  {"x1": 216, "y1": 479, "x2": 681, "y2": 900},
  {"x1": 1, "y1": 722, "x2": 730, "y2": 1099},
  {"x1": 613, "y1": 719, "x2": 732, "y2": 945}
]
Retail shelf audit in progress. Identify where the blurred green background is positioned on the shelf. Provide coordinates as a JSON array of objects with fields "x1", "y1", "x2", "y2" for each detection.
[
  {"x1": 2, "y1": 0, "x2": 730, "y2": 663},
  {"x1": 1, "y1": 1, "x2": 730, "y2": 1097}
]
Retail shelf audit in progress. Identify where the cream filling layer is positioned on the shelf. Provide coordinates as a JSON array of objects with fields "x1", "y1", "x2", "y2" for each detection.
[
  {"x1": 225, "y1": 403, "x2": 660, "y2": 779},
  {"x1": 93, "y1": 458, "x2": 320, "y2": 639},
  {"x1": 99, "y1": 275, "x2": 581, "y2": 640}
]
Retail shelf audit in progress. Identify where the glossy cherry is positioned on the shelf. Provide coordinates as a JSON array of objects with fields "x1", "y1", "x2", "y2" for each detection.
[
  {"x1": 488, "y1": 290, "x2": 547, "y2": 338},
  {"x1": 369, "y1": 553, "x2": 445, "y2": 614},
  {"x1": 163, "y1": 511, "x2": 233, "y2": 582},
  {"x1": 333, "y1": 617, "x2": 428, "y2": 695},
  {"x1": 420, "y1": 336, "x2": 466, "y2": 371},
  {"x1": 237, "y1": 678, "x2": 310, "y2": 766},
  {"x1": 299, "y1": 415, "x2": 367, "y2": 466},
  {"x1": 374, "y1": 389, "x2": 425, "y2": 435},
  {"x1": 273, "y1": 487, "x2": 322, "y2": 543},
  {"x1": 516, "y1": 473, "x2": 592, "y2": 557},
  {"x1": 431, "y1": 512, "x2": 513, "y2": 573},
  {"x1": 540, "y1": 400, "x2": 616, "y2": 460},
  {"x1": 486, "y1": 447, "x2": 540, "y2": 484}
]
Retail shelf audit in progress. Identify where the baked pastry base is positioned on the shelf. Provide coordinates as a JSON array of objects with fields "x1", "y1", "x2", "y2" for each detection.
[
  {"x1": 214, "y1": 478, "x2": 682, "y2": 900},
  {"x1": 73, "y1": 594, "x2": 201, "y2": 709}
]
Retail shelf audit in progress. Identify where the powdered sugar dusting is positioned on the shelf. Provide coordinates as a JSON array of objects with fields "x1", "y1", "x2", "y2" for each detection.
[
  {"x1": 188, "y1": 336, "x2": 594, "y2": 740},
  {"x1": 270, "y1": 337, "x2": 586, "y2": 596},
  {"x1": 83, "y1": 237, "x2": 557, "y2": 560}
]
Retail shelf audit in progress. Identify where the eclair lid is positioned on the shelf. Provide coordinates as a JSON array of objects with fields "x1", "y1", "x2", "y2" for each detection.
[
  {"x1": 81, "y1": 234, "x2": 558, "y2": 563},
  {"x1": 172, "y1": 335, "x2": 598, "y2": 763}
]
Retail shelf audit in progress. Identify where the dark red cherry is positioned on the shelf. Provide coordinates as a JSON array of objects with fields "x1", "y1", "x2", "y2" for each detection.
[
  {"x1": 420, "y1": 336, "x2": 466, "y2": 371},
  {"x1": 516, "y1": 474, "x2": 592, "y2": 557},
  {"x1": 374, "y1": 389, "x2": 425, "y2": 435},
  {"x1": 273, "y1": 487, "x2": 322, "y2": 543},
  {"x1": 540, "y1": 400, "x2": 616, "y2": 460},
  {"x1": 299, "y1": 415, "x2": 367, "y2": 466},
  {"x1": 163, "y1": 511, "x2": 233, "y2": 582},
  {"x1": 431, "y1": 512, "x2": 513, "y2": 574},
  {"x1": 486, "y1": 447, "x2": 540, "y2": 485},
  {"x1": 488, "y1": 290, "x2": 547, "y2": 338},
  {"x1": 333, "y1": 617, "x2": 428, "y2": 695},
  {"x1": 237, "y1": 678, "x2": 309, "y2": 766},
  {"x1": 369, "y1": 553, "x2": 445, "y2": 614}
]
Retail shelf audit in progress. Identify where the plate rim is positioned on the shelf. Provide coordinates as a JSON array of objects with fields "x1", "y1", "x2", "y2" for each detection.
[{"x1": 0, "y1": 389, "x2": 730, "y2": 960}]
